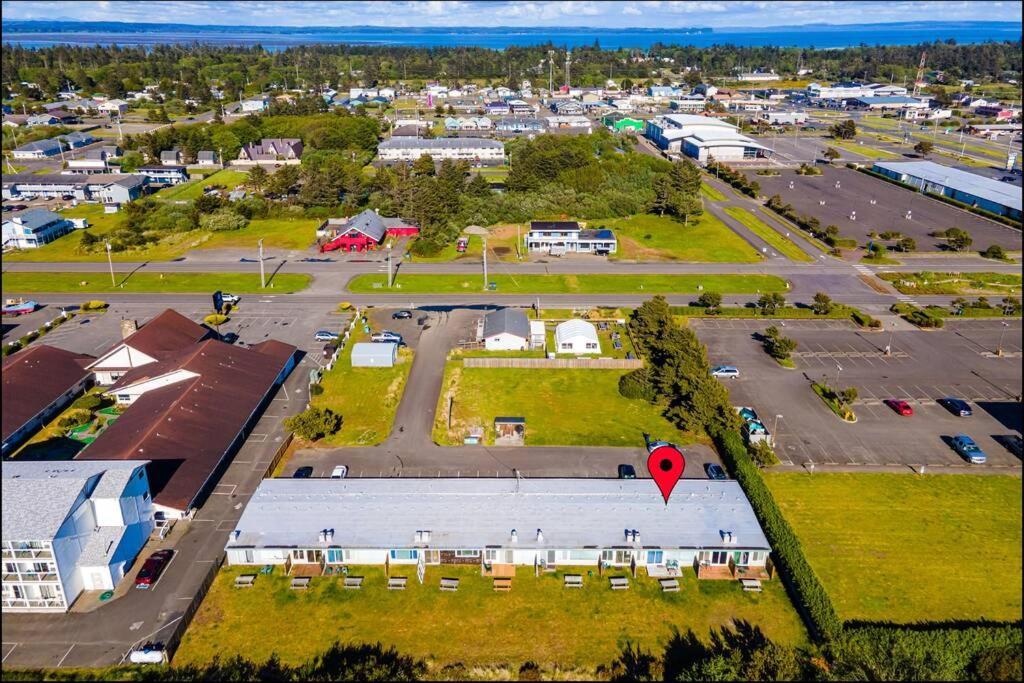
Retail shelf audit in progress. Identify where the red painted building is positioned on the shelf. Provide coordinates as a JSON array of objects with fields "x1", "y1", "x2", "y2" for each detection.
[{"x1": 318, "y1": 210, "x2": 419, "y2": 253}]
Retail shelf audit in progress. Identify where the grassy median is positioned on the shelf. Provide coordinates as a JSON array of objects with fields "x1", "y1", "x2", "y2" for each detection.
[
  {"x1": 764, "y1": 472, "x2": 1023, "y2": 623},
  {"x1": 724, "y1": 207, "x2": 814, "y2": 262},
  {"x1": 2, "y1": 272, "x2": 311, "y2": 294},
  {"x1": 349, "y1": 273, "x2": 787, "y2": 295}
]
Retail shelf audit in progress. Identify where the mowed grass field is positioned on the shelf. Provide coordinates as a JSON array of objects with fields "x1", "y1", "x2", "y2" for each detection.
[
  {"x1": 764, "y1": 472, "x2": 1023, "y2": 623},
  {"x1": 174, "y1": 564, "x2": 806, "y2": 670},
  {"x1": 152, "y1": 168, "x2": 249, "y2": 200},
  {"x1": 599, "y1": 213, "x2": 762, "y2": 262},
  {"x1": 723, "y1": 207, "x2": 814, "y2": 262},
  {"x1": 312, "y1": 330, "x2": 413, "y2": 446},
  {"x1": 1, "y1": 272, "x2": 311, "y2": 294},
  {"x1": 433, "y1": 364, "x2": 693, "y2": 446},
  {"x1": 349, "y1": 273, "x2": 787, "y2": 294}
]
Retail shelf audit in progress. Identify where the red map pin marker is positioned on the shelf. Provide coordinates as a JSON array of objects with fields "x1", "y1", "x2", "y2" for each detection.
[{"x1": 647, "y1": 444, "x2": 686, "y2": 504}]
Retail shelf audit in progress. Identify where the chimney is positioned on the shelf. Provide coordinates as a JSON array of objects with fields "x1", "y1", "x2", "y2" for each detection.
[
  {"x1": 121, "y1": 318, "x2": 138, "y2": 339},
  {"x1": 536, "y1": 528, "x2": 544, "y2": 543},
  {"x1": 318, "y1": 530, "x2": 326, "y2": 544},
  {"x1": 510, "y1": 528, "x2": 518, "y2": 543},
  {"x1": 632, "y1": 530, "x2": 640, "y2": 544},
  {"x1": 325, "y1": 529, "x2": 334, "y2": 543}
]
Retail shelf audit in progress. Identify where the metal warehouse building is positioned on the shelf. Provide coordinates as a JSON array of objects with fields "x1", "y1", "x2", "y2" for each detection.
[{"x1": 871, "y1": 161, "x2": 1022, "y2": 220}]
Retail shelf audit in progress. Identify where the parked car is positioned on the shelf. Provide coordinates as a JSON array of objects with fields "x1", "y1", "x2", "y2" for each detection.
[
  {"x1": 371, "y1": 331, "x2": 403, "y2": 344},
  {"x1": 392, "y1": 310, "x2": 413, "y2": 319},
  {"x1": 134, "y1": 549, "x2": 174, "y2": 589},
  {"x1": 331, "y1": 465, "x2": 348, "y2": 479},
  {"x1": 456, "y1": 237, "x2": 469, "y2": 252},
  {"x1": 322, "y1": 343, "x2": 336, "y2": 358},
  {"x1": 617, "y1": 464, "x2": 636, "y2": 479},
  {"x1": 939, "y1": 397, "x2": 972, "y2": 417},
  {"x1": 314, "y1": 330, "x2": 339, "y2": 342},
  {"x1": 220, "y1": 293, "x2": 240, "y2": 305},
  {"x1": 711, "y1": 365, "x2": 740, "y2": 379},
  {"x1": 884, "y1": 399, "x2": 914, "y2": 416},
  {"x1": 128, "y1": 642, "x2": 166, "y2": 665},
  {"x1": 293, "y1": 466, "x2": 314, "y2": 479},
  {"x1": 705, "y1": 463, "x2": 727, "y2": 480},
  {"x1": 951, "y1": 434, "x2": 986, "y2": 464},
  {"x1": 60, "y1": 194, "x2": 75, "y2": 201}
]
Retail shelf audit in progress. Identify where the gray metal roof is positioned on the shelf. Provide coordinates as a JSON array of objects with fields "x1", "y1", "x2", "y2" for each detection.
[
  {"x1": 379, "y1": 137, "x2": 504, "y2": 151},
  {"x1": 482, "y1": 308, "x2": 530, "y2": 340},
  {"x1": 3, "y1": 208, "x2": 66, "y2": 232},
  {"x1": 344, "y1": 209, "x2": 388, "y2": 242},
  {"x1": 229, "y1": 478, "x2": 771, "y2": 551},
  {"x1": 872, "y1": 160, "x2": 1022, "y2": 212},
  {"x1": 2, "y1": 460, "x2": 144, "y2": 541},
  {"x1": 15, "y1": 138, "x2": 63, "y2": 154}
]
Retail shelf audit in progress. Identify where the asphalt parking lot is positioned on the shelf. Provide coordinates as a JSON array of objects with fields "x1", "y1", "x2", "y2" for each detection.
[
  {"x1": 694, "y1": 317, "x2": 1022, "y2": 469},
  {"x1": 755, "y1": 166, "x2": 1023, "y2": 251}
]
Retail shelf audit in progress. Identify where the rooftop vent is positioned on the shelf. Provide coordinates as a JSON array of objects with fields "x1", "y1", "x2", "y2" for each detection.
[{"x1": 415, "y1": 530, "x2": 431, "y2": 543}]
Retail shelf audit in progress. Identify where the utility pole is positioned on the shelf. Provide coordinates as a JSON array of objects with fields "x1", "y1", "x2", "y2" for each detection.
[
  {"x1": 258, "y1": 239, "x2": 266, "y2": 288},
  {"x1": 387, "y1": 244, "x2": 393, "y2": 288},
  {"x1": 105, "y1": 241, "x2": 116, "y2": 287},
  {"x1": 565, "y1": 50, "x2": 571, "y2": 90},
  {"x1": 997, "y1": 321, "x2": 1009, "y2": 357},
  {"x1": 548, "y1": 50, "x2": 554, "y2": 94},
  {"x1": 885, "y1": 322, "x2": 896, "y2": 356},
  {"x1": 482, "y1": 236, "x2": 488, "y2": 290}
]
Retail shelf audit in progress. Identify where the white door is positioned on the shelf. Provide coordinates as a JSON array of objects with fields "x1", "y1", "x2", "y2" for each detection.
[{"x1": 90, "y1": 571, "x2": 104, "y2": 590}]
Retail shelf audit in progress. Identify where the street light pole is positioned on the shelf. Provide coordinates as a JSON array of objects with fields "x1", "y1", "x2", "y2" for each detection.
[
  {"x1": 105, "y1": 241, "x2": 115, "y2": 287},
  {"x1": 257, "y1": 239, "x2": 266, "y2": 288},
  {"x1": 482, "y1": 236, "x2": 488, "y2": 290},
  {"x1": 886, "y1": 322, "x2": 896, "y2": 357},
  {"x1": 997, "y1": 321, "x2": 1009, "y2": 357},
  {"x1": 387, "y1": 244, "x2": 393, "y2": 288}
]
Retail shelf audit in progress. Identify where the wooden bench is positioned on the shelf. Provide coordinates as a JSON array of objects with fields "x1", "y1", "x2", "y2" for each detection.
[
  {"x1": 234, "y1": 574, "x2": 256, "y2": 589},
  {"x1": 290, "y1": 577, "x2": 310, "y2": 590},
  {"x1": 740, "y1": 578, "x2": 762, "y2": 592},
  {"x1": 387, "y1": 576, "x2": 407, "y2": 591},
  {"x1": 659, "y1": 578, "x2": 680, "y2": 593},
  {"x1": 564, "y1": 574, "x2": 583, "y2": 588},
  {"x1": 493, "y1": 577, "x2": 512, "y2": 592},
  {"x1": 343, "y1": 576, "x2": 364, "y2": 590},
  {"x1": 440, "y1": 577, "x2": 460, "y2": 592},
  {"x1": 609, "y1": 576, "x2": 630, "y2": 590}
]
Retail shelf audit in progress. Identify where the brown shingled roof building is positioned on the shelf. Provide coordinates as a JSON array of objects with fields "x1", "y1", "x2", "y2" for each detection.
[
  {"x1": 78, "y1": 310, "x2": 297, "y2": 517},
  {"x1": 2, "y1": 345, "x2": 95, "y2": 456}
]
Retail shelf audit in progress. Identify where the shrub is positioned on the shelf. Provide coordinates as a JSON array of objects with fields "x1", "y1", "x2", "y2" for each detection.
[
  {"x1": 618, "y1": 368, "x2": 657, "y2": 401},
  {"x1": 308, "y1": 383, "x2": 325, "y2": 396},
  {"x1": 81, "y1": 300, "x2": 108, "y2": 311},
  {"x1": 749, "y1": 441, "x2": 780, "y2": 467},
  {"x1": 57, "y1": 410, "x2": 91, "y2": 430},
  {"x1": 204, "y1": 313, "x2": 230, "y2": 328},
  {"x1": 284, "y1": 407, "x2": 342, "y2": 441},
  {"x1": 200, "y1": 208, "x2": 249, "y2": 232},
  {"x1": 71, "y1": 394, "x2": 106, "y2": 412},
  {"x1": 907, "y1": 309, "x2": 945, "y2": 328},
  {"x1": 850, "y1": 309, "x2": 881, "y2": 329},
  {"x1": 982, "y1": 244, "x2": 1008, "y2": 260}
]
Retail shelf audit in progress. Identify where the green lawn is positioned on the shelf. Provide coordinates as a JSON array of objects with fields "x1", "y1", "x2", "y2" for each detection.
[
  {"x1": 199, "y1": 216, "x2": 319, "y2": 251},
  {"x1": 349, "y1": 273, "x2": 787, "y2": 295},
  {"x1": 723, "y1": 207, "x2": 814, "y2": 262},
  {"x1": 312, "y1": 330, "x2": 413, "y2": 446},
  {"x1": 879, "y1": 271, "x2": 1022, "y2": 295},
  {"x1": 407, "y1": 234, "x2": 484, "y2": 263},
  {"x1": 153, "y1": 169, "x2": 249, "y2": 201},
  {"x1": 765, "y1": 472, "x2": 1023, "y2": 623},
  {"x1": 433, "y1": 363, "x2": 693, "y2": 446},
  {"x1": 599, "y1": 213, "x2": 762, "y2": 263},
  {"x1": 2, "y1": 272, "x2": 311, "y2": 294},
  {"x1": 174, "y1": 564, "x2": 805, "y2": 670}
]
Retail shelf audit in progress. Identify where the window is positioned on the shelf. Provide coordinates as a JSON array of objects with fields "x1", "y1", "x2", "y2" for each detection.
[
  {"x1": 389, "y1": 549, "x2": 418, "y2": 561},
  {"x1": 454, "y1": 550, "x2": 480, "y2": 558},
  {"x1": 586, "y1": 343, "x2": 598, "y2": 349},
  {"x1": 243, "y1": 550, "x2": 254, "y2": 564},
  {"x1": 700, "y1": 551, "x2": 729, "y2": 565},
  {"x1": 291, "y1": 549, "x2": 307, "y2": 562},
  {"x1": 647, "y1": 550, "x2": 664, "y2": 564},
  {"x1": 326, "y1": 549, "x2": 347, "y2": 563}
]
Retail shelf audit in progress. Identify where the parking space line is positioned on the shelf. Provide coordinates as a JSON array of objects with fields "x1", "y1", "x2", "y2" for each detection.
[
  {"x1": 56, "y1": 644, "x2": 75, "y2": 668},
  {"x1": 1, "y1": 643, "x2": 18, "y2": 663}
]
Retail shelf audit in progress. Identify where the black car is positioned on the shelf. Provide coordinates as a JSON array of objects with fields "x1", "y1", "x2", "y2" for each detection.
[
  {"x1": 293, "y1": 466, "x2": 314, "y2": 478},
  {"x1": 617, "y1": 464, "x2": 637, "y2": 479},
  {"x1": 705, "y1": 463, "x2": 727, "y2": 480},
  {"x1": 392, "y1": 310, "x2": 413, "y2": 319},
  {"x1": 938, "y1": 397, "x2": 973, "y2": 417}
]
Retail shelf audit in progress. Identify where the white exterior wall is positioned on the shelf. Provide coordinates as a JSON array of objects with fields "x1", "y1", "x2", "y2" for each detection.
[
  {"x1": 79, "y1": 564, "x2": 114, "y2": 591},
  {"x1": 90, "y1": 345, "x2": 157, "y2": 384},
  {"x1": 110, "y1": 369, "x2": 198, "y2": 404},
  {"x1": 556, "y1": 334, "x2": 600, "y2": 354},
  {"x1": 484, "y1": 332, "x2": 528, "y2": 351}
]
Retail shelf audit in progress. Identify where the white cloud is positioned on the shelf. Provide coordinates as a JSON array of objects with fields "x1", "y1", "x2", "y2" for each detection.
[{"x1": 623, "y1": 6, "x2": 643, "y2": 15}]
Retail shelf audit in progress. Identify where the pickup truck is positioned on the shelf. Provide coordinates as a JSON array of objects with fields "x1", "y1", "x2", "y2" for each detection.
[{"x1": 2, "y1": 299, "x2": 38, "y2": 316}]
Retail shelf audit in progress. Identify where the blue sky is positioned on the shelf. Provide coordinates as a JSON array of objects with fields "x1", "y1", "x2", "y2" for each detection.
[{"x1": 2, "y1": 0, "x2": 1021, "y2": 28}]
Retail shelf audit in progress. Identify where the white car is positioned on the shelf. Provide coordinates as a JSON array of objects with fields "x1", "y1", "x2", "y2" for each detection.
[
  {"x1": 128, "y1": 643, "x2": 167, "y2": 664},
  {"x1": 711, "y1": 365, "x2": 740, "y2": 379},
  {"x1": 221, "y1": 293, "x2": 240, "y2": 305},
  {"x1": 331, "y1": 465, "x2": 348, "y2": 479}
]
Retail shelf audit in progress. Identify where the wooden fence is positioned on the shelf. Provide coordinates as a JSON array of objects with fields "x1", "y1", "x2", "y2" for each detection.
[{"x1": 463, "y1": 357, "x2": 643, "y2": 369}]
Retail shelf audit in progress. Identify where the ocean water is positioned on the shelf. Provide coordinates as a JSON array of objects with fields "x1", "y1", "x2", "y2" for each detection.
[{"x1": 2, "y1": 22, "x2": 1021, "y2": 50}]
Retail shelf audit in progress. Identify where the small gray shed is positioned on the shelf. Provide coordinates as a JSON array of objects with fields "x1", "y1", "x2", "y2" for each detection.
[{"x1": 351, "y1": 342, "x2": 397, "y2": 368}]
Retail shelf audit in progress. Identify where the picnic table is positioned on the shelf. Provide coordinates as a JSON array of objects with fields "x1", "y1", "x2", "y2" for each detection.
[
  {"x1": 740, "y1": 578, "x2": 763, "y2": 592},
  {"x1": 290, "y1": 577, "x2": 311, "y2": 590},
  {"x1": 609, "y1": 576, "x2": 630, "y2": 590},
  {"x1": 564, "y1": 574, "x2": 583, "y2": 588},
  {"x1": 344, "y1": 576, "x2": 364, "y2": 590},
  {"x1": 234, "y1": 574, "x2": 256, "y2": 589},
  {"x1": 388, "y1": 576, "x2": 407, "y2": 590},
  {"x1": 493, "y1": 577, "x2": 512, "y2": 592},
  {"x1": 659, "y1": 578, "x2": 680, "y2": 593},
  {"x1": 440, "y1": 577, "x2": 460, "y2": 592}
]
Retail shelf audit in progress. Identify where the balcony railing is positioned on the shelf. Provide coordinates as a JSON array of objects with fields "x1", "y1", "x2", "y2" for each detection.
[
  {"x1": 2, "y1": 597, "x2": 66, "y2": 610},
  {"x1": 4, "y1": 572, "x2": 59, "y2": 583}
]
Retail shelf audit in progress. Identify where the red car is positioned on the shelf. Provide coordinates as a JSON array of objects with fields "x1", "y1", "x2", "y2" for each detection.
[
  {"x1": 135, "y1": 549, "x2": 174, "y2": 589},
  {"x1": 885, "y1": 399, "x2": 914, "y2": 416}
]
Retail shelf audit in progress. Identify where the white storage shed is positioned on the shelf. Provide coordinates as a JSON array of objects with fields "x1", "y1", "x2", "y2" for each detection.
[{"x1": 350, "y1": 342, "x2": 397, "y2": 368}]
